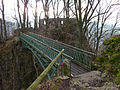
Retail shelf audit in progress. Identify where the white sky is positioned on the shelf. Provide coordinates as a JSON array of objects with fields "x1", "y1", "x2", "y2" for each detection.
[
  {"x1": 0, "y1": 0, "x2": 64, "y2": 24},
  {"x1": 0, "y1": 0, "x2": 120, "y2": 26}
]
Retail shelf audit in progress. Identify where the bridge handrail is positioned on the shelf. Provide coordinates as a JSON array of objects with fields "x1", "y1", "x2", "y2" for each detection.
[
  {"x1": 20, "y1": 33, "x2": 64, "y2": 64},
  {"x1": 28, "y1": 32, "x2": 95, "y2": 70},
  {"x1": 20, "y1": 34, "x2": 52, "y2": 62},
  {"x1": 20, "y1": 33, "x2": 66, "y2": 79},
  {"x1": 29, "y1": 32, "x2": 96, "y2": 56},
  {"x1": 21, "y1": 33, "x2": 73, "y2": 62},
  {"x1": 22, "y1": 33, "x2": 73, "y2": 61},
  {"x1": 27, "y1": 49, "x2": 64, "y2": 90}
]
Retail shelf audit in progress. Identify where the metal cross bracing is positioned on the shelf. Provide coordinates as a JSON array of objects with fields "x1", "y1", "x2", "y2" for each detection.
[{"x1": 20, "y1": 32, "x2": 96, "y2": 78}]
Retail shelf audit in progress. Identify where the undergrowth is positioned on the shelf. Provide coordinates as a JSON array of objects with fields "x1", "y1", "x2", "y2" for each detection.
[{"x1": 95, "y1": 35, "x2": 120, "y2": 85}]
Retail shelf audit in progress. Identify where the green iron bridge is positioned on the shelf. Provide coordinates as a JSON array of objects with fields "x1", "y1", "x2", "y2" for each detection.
[{"x1": 20, "y1": 32, "x2": 95, "y2": 79}]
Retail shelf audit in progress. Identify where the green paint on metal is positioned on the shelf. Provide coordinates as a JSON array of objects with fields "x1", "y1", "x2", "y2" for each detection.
[
  {"x1": 20, "y1": 32, "x2": 95, "y2": 79},
  {"x1": 27, "y1": 49, "x2": 64, "y2": 90},
  {"x1": 28, "y1": 32, "x2": 95, "y2": 70},
  {"x1": 20, "y1": 33, "x2": 59, "y2": 61}
]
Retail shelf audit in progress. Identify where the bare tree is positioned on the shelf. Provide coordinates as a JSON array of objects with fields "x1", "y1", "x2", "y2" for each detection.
[
  {"x1": 51, "y1": 0, "x2": 63, "y2": 28},
  {"x1": 87, "y1": 0, "x2": 120, "y2": 53},
  {"x1": 73, "y1": 0, "x2": 101, "y2": 49},
  {"x1": 17, "y1": 0, "x2": 22, "y2": 28},
  {"x1": 0, "y1": 19, "x2": 3, "y2": 42},
  {"x1": 26, "y1": 7, "x2": 29, "y2": 28},
  {"x1": 51, "y1": 0, "x2": 57, "y2": 19},
  {"x1": 64, "y1": 0, "x2": 70, "y2": 43},
  {"x1": 17, "y1": 0, "x2": 29, "y2": 29},
  {"x1": 12, "y1": 8, "x2": 20, "y2": 28},
  {"x1": 34, "y1": 0, "x2": 39, "y2": 32},
  {"x1": 110, "y1": 12, "x2": 119, "y2": 36},
  {"x1": 39, "y1": 11, "x2": 43, "y2": 28},
  {"x1": 41, "y1": 0, "x2": 52, "y2": 35},
  {"x1": 95, "y1": 7, "x2": 112, "y2": 53},
  {"x1": 22, "y1": 0, "x2": 29, "y2": 29},
  {"x1": 72, "y1": 0, "x2": 120, "y2": 52},
  {"x1": 1, "y1": 0, "x2": 7, "y2": 40}
]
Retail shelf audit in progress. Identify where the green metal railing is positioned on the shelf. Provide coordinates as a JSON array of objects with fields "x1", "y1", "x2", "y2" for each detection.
[
  {"x1": 20, "y1": 32, "x2": 96, "y2": 89},
  {"x1": 21, "y1": 33, "x2": 59, "y2": 61},
  {"x1": 28, "y1": 32, "x2": 95, "y2": 70},
  {"x1": 20, "y1": 33, "x2": 63, "y2": 78}
]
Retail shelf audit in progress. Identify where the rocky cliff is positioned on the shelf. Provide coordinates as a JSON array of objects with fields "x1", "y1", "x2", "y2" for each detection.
[{"x1": 0, "y1": 37, "x2": 37, "y2": 90}]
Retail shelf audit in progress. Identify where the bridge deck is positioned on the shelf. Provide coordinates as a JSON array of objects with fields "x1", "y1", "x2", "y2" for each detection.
[{"x1": 71, "y1": 62, "x2": 89, "y2": 76}]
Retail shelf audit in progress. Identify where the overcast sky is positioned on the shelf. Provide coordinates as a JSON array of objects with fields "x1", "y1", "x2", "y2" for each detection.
[{"x1": 0, "y1": 0, "x2": 120, "y2": 26}]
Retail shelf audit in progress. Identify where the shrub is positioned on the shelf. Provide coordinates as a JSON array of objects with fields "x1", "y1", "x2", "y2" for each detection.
[{"x1": 95, "y1": 35, "x2": 120, "y2": 85}]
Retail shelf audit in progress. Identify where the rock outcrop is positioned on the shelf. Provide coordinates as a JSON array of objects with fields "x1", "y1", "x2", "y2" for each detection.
[
  {"x1": 71, "y1": 71, "x2": 120, "y2": 90},
  {"x1": 37, "y1": 71, "x2": 120, "y2": 90}
]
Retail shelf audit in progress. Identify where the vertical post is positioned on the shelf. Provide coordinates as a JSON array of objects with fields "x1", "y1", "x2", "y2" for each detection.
[
  {"x1": 90, "y1": 56, "x2": 93, "y2": 70},
  {"x1": 56, "y1": 57, "x2": 60, "y2": 77},
  {"x1": 69, "y1": 60, "x2": 71, "y2": 76},
  {"x1": 61, "y1": 55, "x2": 64, "y2": 76}
]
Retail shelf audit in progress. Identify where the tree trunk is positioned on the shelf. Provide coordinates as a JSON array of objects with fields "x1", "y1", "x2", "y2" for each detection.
[
  {"x1": 0, "y1": 64, "x2": 3, "y2": 90},
  {"x1": 65, "y1": 0, "x2": 70, "y2": 43},
  {"x1": 26, "y1": 7, "x2": 29, "y2": 28},
  {"x1": 39, "y1": 16, "x2": 41, "y2": 28},
  {"x1": 34, "y1": 0, "x2": 38, "y2": 32},
  {"x1": 23, "y1": 6, "x2": 26, "y2": 29},
  {"x1": 17, "y1": 0, "x2": 22, "y2": 29},
  {"x1": 0, "y1": 20, "x2": 3, "y2": 42},
  {"x1": 2, "y1": 0, "x2": 7, "y2": 40},
  {"x1": 45, "y1": 15, "x2": 49, "y2": 36}
]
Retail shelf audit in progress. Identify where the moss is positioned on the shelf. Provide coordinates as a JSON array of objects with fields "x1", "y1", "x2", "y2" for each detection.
[
  {"x1": 96, "y1": 56, "x2": 107, "y2": 62},
  {"x1": 98, "y1": 67, "x2": 104, "y2": 71},
  {"x1": 64, "y1": 64, "x2": 70, "y2": 76},
  {"x1": 103, "y1": 40, "x2": 110, "y2": 45},
  {"x1": 63, "y1": 59, "x2": 70, "y2": 76},
  {"x1": 104, "y1": 47, "x2": 114, "y2": 55},
  {"x1": 96, "y1": 57, "x2": 102, "y2": 62},
  {"x1": 108, "y1": 36, "x2": 120, "y2": 42},
  {"x1": 103, "y1": 36, "x2": 120, "y2": 46},
  {"x1": 109, "y1": 53, "x2": 120, "y2": 63},
  {"x1": 117, "y1": 71, "x2": 120, "y2": 77}
]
